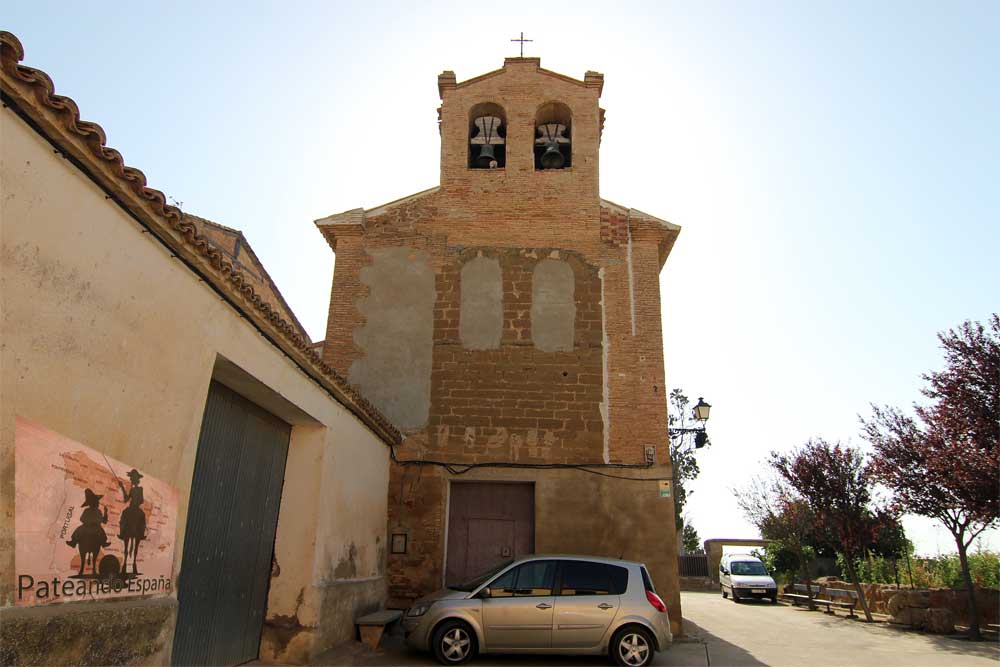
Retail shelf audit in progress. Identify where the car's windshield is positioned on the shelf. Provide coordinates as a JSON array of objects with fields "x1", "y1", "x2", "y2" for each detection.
[
  {"x1": 730, "y1": 561, "x2": 768, "y2": 576},
  {"x1": 452, "y1": 560, "x2": 514, "y2": 592}
]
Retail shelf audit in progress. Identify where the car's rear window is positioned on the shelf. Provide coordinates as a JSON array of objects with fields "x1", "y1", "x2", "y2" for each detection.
[
  {"x1": 558, "y1": 561, "x2": 629, "y2": 595},
  {"x1": 641, "y1": 565, "x2": 656, "y2": 593}
]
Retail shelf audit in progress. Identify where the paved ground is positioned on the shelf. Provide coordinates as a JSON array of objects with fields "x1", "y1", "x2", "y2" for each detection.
[
  {"x1": 678, "y1": 591, "x2": 999, "y2": 666},
  {"x1": 310, "y1": 591, "x2": 1000, "y2": 666}
]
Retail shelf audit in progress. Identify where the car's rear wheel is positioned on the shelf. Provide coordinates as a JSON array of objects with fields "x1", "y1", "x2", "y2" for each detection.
[
  {"x1": 611, "y1": 626, "x2": 655, "y2": 667},
  {"x1": 432, "y1": 620, "x2": 476, "y2": 665}
]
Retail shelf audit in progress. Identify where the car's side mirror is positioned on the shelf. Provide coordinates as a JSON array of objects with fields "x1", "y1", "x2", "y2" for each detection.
[{"x1": 478, "y1": 587, "x2": 492, "y2": 599}]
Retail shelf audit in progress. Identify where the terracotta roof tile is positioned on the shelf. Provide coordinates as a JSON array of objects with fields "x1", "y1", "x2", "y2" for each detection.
[
  {"x1": 0, "y1": 30, "x2": 401, "y2": 446},
  {"x1": 184, "y1": 213, "x2": 312, "y2": 344}
]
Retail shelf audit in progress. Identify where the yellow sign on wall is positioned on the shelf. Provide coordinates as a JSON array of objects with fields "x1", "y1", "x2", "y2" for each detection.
[{"x1": 658, "y1": 480, "x2": 672, "y2": 498}]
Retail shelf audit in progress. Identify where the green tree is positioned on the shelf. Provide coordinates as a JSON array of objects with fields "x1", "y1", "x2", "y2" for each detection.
[
  {"x1": 869, "y1": 511, "x2": 910, "y2": 588},
  {"x1": 668, "y1": 389, "x2": 708, "y2": 528},
  {"x1": 682, "y1": 522, "x2": 703, "y2": 554}
]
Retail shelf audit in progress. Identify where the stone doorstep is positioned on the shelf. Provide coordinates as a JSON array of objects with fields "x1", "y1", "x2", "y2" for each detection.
[
  {"x1": 356, "y1": 610, "x2": 403, "y2": 650},
  {"x1": 358, "y1": 626, "x2": 386, "y2": 651}
]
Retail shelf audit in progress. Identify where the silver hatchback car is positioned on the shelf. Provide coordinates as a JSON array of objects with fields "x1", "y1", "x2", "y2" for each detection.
[{"x1": 402, "y1": 555, "x2": 672, "y2": 666}]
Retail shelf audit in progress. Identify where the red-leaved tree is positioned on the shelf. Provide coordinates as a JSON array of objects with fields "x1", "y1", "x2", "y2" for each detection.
[
  {"x1": 770, "y1": 440, "x2": 882, "y2": 622},
  {"x1": 735, "y1": 478, "x2": 823, "y2": 595},
  {"x1": 863, "y1": 314, "x2": 1000, "y2": 640}
]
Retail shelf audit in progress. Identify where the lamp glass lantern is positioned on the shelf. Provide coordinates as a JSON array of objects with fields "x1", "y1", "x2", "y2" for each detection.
[{"x1": 693, "y1": 397, "x2": 712, "y2": 422}]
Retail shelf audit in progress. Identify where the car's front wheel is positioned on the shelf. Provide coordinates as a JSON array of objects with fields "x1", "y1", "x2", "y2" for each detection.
[
  {"x1": 432, "y1": 620, "x2": 476, "y2": 665},
  {"x1": 611, "y1": 626, "x2": 655, "y2": 667},
  {"x1": 722, "y1": 586, "x2": 728, "y2": 599}
]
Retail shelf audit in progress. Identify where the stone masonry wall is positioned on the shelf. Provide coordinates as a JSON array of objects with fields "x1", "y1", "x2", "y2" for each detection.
[
  {"x1": 429, "y1": 248, "x2": 604, "y2": 462},
  {"x1": 320, "y1": 58, "x2": 683, "y2": 633}
]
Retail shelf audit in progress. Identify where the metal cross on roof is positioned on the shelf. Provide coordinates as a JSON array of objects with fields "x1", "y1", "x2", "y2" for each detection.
[{"x1": 510, "y1": 32, "x2": 533, "y2": 57}]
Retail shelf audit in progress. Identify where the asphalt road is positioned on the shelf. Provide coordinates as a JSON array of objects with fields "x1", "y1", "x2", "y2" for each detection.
[{"x1": 311, "y1": 591, "x2": 1000, "y2": 666}]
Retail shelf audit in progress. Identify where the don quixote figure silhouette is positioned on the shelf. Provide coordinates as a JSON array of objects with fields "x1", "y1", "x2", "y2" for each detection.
[
  {"x1": 66, "y1": 456, "x2": 149, "y2": 580},
  {"x1": 65, "y1": 488, "x2": 111, "y2": 576},
  {"x1": 118, "y1": 468, "x2": 147, "y2": 575}
]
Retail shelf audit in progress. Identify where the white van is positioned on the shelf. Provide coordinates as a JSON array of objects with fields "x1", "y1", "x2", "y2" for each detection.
[{"x1": 719, "y1": 554, "x2": 778, "y2": 603}]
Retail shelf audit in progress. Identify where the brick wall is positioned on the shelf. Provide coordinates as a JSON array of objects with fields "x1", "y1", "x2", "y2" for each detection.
[
  {"x1": 319, "y1": 58, "x2": 683, "y2": 624},
  {"x1": 428, "y1": 248, "x2": 603, "y2": 462}
]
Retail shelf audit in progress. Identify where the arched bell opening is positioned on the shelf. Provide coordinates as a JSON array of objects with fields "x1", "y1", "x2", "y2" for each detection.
[
  {"x1": 534, "y1": 102, "x2": 572, "y2": 170},
  {"x1": 468, "y1": 102, "x2": 507, "y2": 169}
]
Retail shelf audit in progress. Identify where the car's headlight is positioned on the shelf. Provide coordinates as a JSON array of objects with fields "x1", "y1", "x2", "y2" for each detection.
[{"x1": 407, "y1": 603, "x2": 433, "y2": 617}]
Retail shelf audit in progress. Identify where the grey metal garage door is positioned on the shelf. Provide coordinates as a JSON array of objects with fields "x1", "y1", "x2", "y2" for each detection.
[
  {"x1": 445, "y1": 482, "x2": 534, "y2": 586},
  {"x1": 172, "y1": 380, "x2": 291, "y2": 666}
]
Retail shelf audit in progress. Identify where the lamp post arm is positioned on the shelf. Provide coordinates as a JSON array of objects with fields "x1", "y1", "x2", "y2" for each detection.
[{"x1": 668, "y1": 427, "x2": 707, "y2": 436}]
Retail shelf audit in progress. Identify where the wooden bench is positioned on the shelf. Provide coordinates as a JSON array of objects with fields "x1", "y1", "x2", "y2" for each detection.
[
  {"x1": 781, "y1": 583, "x2": 818, "y2": 609},
  {"x1": 812, "y1": 588, "x2": 859, "y2": 618},
  {"x1": 355, "y1": 609, "x2": 403, "y2": 650}
]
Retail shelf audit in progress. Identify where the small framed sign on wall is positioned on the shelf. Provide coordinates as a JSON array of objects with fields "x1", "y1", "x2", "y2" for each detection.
[{"x1": 390, "y1": 533, "x2": 408, "y2": 554}]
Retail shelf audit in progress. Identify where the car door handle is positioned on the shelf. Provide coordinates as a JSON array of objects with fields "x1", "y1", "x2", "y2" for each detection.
[
  {"x1": 597, "y1": 603, "x2": 614, "y2": 610},
  {"x1": 536, "y1": 603, "x2": 552, "y2": 610}
]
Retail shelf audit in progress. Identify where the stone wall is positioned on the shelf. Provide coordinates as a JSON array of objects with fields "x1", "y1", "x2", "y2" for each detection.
[
  {"x1": 0, "y1": 599, "x2": 175, "y2": 666},
  {"x1": 429, "y1": 248, "x2": 604, "y2": 461},
  {"x1": 801, "y1": 580, "x2": 999, "y2": 630},
  {"x1": 679, "y1": 577, "x2": 718, "y2": 591},
  {"x1": 386, "y1": 465, "x2": 682, "y2": 629}
]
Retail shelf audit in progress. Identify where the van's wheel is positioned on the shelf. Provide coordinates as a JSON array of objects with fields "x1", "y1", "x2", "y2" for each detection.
[
  {"x1": 432, "y1": 620, "x2": 476, "y2": 665},
  {"x1": 611, "y1": 626, "x2": 654, "y2": 667},
  {"x1": 732, "y1": 590, "x2": 741, "y2": 603},
  {"x1": 722, "y1": 586, "x2": 728, "y2": 599}
]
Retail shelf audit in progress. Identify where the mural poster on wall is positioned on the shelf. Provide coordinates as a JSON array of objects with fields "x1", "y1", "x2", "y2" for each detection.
[{"x1": 14, "y1": 416, "x2": 179, "y2": 606}]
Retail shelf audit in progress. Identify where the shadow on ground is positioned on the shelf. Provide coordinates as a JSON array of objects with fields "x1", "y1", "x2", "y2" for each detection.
[
  {"x1": 308, "y1": 620, "x2": 758, "y2": 666},
  {"x1": 312, "y1": 630, "x2": 620, "y2": 666},
  {"x1": 681, "y1": 617, "x2": 767, "y2": 666},
  {"x1": 304, "y1": 596, "x2": 998, "y2": 666},
  {"x1": 804, "y1": 613, "x2": 1000, "y2": 661}
]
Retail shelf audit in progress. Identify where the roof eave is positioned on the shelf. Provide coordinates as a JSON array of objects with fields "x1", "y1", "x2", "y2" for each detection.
[
  {"x1": 601, "y1": 198, "x2": 682, "y2": 269},
  {"x1": 0, "y1": 30, "x2": 402, "y2": 446},
  {"x1": 314, "y1": 187, "x2": 439, "y2": 250}
]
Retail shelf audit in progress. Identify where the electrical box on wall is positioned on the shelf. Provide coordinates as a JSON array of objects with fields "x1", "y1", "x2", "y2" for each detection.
[{"x1": 644, "y1": 445, "x2": 656, "y2": 464}]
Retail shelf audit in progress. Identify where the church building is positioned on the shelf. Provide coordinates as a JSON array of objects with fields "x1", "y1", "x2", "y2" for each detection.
[{"x1": 316, "y1": 57, "x2": 684, "y2": 633}]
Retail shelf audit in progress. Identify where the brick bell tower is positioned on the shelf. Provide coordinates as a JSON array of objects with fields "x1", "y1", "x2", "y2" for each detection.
[{"x1": 318, "y1": 58, "x2": 685, "y2": 634}]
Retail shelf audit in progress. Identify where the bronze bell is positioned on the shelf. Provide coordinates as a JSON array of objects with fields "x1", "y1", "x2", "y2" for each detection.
[
  {"x1": 536, "y1": 122, "x2": 569, "y2": 169},
  {"x1": 476, "y1": 143, "x2": 498, "y2": 169},
  {"x1": 539, "y1": 143, "x2": 565, "y2": 169}
]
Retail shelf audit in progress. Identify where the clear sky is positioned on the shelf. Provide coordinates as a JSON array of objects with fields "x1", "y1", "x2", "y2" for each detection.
[{"x1": 6, "y1": 1, "x2": 997, "y2": 555}]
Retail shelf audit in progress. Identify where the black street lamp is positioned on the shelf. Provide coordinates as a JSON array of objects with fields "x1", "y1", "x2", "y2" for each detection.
[
  {"x1": 669, "y1": 397, "x2": 712, "y2": 451},
  {"x1": 693, "y1": 397, "x2": 712, "y2": 422}
]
